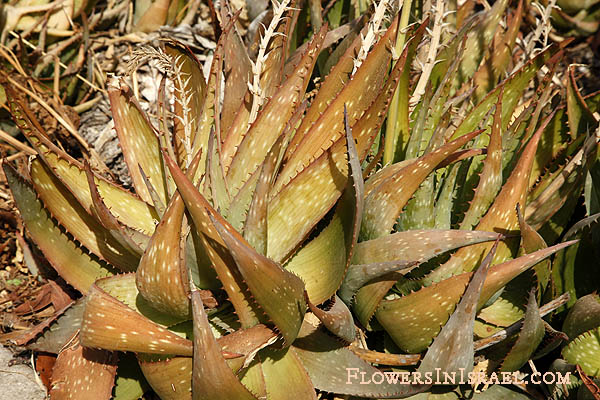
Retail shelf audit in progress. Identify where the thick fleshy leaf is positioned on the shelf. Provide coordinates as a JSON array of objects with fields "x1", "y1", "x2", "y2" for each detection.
[
  {"x1": 268, "y1": 38, "x2": 412, "y2": 261},
  {"x1": 191, "y1": 290, "x2": 257, "y2": 399},
  {"x1": 526, "y1": 134, "x2": 597, "y2": 230},
  {"x1": 259, "y1": 347, "x2": 317, "y2": 400},
  {"x1": 339, "y1": 261, "x2": 418, "y2": 305},
  {"x1": 96, "y1": 273, "x2": 189, "y2": 327},
  {"x1": 30, "y1": 158, "x2": 139, "y2": 271},
  {"x1": 426, "y1": 112, "x2": 554, "y2": 284},
  {"x1": 499, "y1": 291, "x2": 544, "y2": 372},
  {"x1": 243, "y1": 135, "x2": 283, "y2": 255},
  {"x1": 472, "y1": 0, "x2": 523, "y2": 102},
  {"x1": 220, "y1": 10, "x2": 252, "y2": 138},
  {"x1": 292, "y1": 323, "x2": 428, "y2": 398},
  {"x1": 4, "y1": 163, "x2": 115, "y2": 293},
  {"x1": 210, "y1": 215, "x2": 306, "y2": 346},
  {"x1": 361, "y1": 129, "x2": 481, "y2": 240},
  {"x1": 563, "y1": 294, "x2": 600, "y2": 342},
  {"x1": 7, "y1": 92, "x2": 158, "y2": 234},
  {"x1": 164, "y1": 152, "x2": 261, "y2": 327},
  {"x1": 285, "y1": 18, "x2": 366, "y2": 157},
  {"x1": 31, "y1": 139, "x2": 157, "y2": 235},
  {"x1": 567, "y1": 65, "x2": 598, "y2": 140},
  {"x1": 50, "y1": 335, "x2": 118, "y2": 399},
  {"x1": 284, "y1": 111, "x2": 364, "y2": 304},
  {"x1": 164, "y1": 40, "x2": 208, "y2": 169},
  {"x1": 28, "y1": 300, "x2": 85, "y2": 354},
  {"x1": 108, "y1": 78, "x2": 168, "y2": 205},
  {"x1": 460, "y1": 94, "x2": 503, "y2": 230},
  {"x1": 136, "y1": 147, "x2": 203, "y2": 318},
  {"x1": 225, "y1": 26, "x2": 326, "y2": 191},
  {"x1": 114, "y1": 354, "x2": 148, "y2": 399},
  {"x1": 277, "y1": 17, "x2": 398, "y2": 190},
  {"x1": 418, "y1": 241, "x2": 497, "y2": 376},
  {"x1": 516, "y1": 203, "x2": 550, "y2": 293},
  {"x1": 204, "y1": 128, "x2": 231, "y2": 213},
  {"x1": 136, "y1": 191, "x2": 190, "y2": 317},
  {"x1": 218, "y1": 324, "x2": 278, "y2": 372},
  {"x1": 306, "y1": 295, "x2": 355, "y2": 343},
  {"x1": 138, "y1": 356, "x2": 192, "y2": 400},
  {"x1": 353, "y1": 230, "x2": 501, "y2": 328},
  {"x1": 81, "y1": 282, "x2": 193, "y2": 355},
  {"x1": 562, "y1": 327, "x2": 600, "y2": 377},
  {"x1": 451, "y1": 44, "x2": 559, "y2": 141},
  {"x1": 83, "y1": 161, "x2": 148, "y2": 255},
  {"x1": 376, "y1": 241, "x2": 576, "y2": 353}
]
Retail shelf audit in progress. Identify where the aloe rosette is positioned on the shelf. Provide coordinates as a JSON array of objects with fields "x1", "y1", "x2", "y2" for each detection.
[{"x1": 1, "y1": 1, "x2": 599, "y2": 399}]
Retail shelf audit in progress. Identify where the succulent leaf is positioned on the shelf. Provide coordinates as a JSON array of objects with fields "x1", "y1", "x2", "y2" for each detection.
[
  {"x1": 426, "y1": 111, "x2": 554, "y2": 284},
  {"x1": 210, "y1": 214, "x2": 307, "y2": 347},
  {"x1": 4, "y1": 162, "x2": 116, "y2": 293},
  {"x1": 138, "y1": 356, "x2": 192, "y2": 400},
  {"x1": 258, "y1": 347, "x2": 317, "y2": 400},
  {"x1": 498, "y1": 290, "x2": 544, "y2": 372},
  {"x1": 267, "y1": 25, "x2": 415, "y2": 262},
  {"x1": 459, "y1": 94, "x2": 503, "y2": 230},
  {"x1": 361, "y1": 129, "x2": 481, "y2": 240},
  {"x1": 563, "y1": 327, "x2": 600, "y2": 377},
  {"x1": 563, "y1": 294, "x2": 600, "y2": 342},
  {"x1": 28, "y1": 300, "x2": 85, "y2": 354},
  {"x1": 225, "y1": 26, "x2": 327, "y2": 190},
  {"x1": 29, "y1": 158, "x2": 139, "y2": 271},
  {"x1": 191, "y1": 290, "x2": 258, "y2": 399},
  {"x1": 164, "y1": 40, "x2": 208, "y2": 169},
  {"x1": 277, "y1": 17, "x2": 399, "y2": 189},
  {"x1": 292, "y1": 323, "x2": 428, "y2": 398},
  {"x1": 376, "y1": 241, "x2": 576, "y2": 353},
  {"x1": 339, "y1": 260, "x2": 418, "y2": 305},
  {"x1": 306, "y1": 294, "x2": 356, "y2": 343},
  {"x1": 50, "y1": 334, "x2": 118, "y2": 399},
  {"x1": 81, "y1": 279, "x2": 193, "y2": 355},
  {"x1": 418, "y1": 241, "x2": 497, "y2": 376},
  {"x1": 108, "y1": 79, "x2": 168, "y2": 205},
  {"x1": 353, "y1": 230, "x2": 501, "y2": 328},
  {"x1": 164, "y1": 151, "x2": 262, "y2": 327}
]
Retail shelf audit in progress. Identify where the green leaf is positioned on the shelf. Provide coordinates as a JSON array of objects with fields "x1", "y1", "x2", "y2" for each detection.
[
  {"x1": 191, "y1": 290, "x2": 257, "y2": 399},
  {"x1": 210, "y1": 215, "x2": 306, "y2": 346},
  {"x1": 498, "y1": 290, "x2": 544, "y2": 372},
  {"x1": 108, "y1": 79, "x2": 168, "y2": 205},
  {"x1": 353, "y1": 230, "x2": 501, "y2": 329},
  {"x1": 306, "y1": 295, "x2": 356, "y2": 343},
  {"x1": 427, "y1": 112, "x2": 553, "y2": 285},
  {"x1": 138, "y1": 356, "x2": 192, "y2": 399},
  {"x1": 418, "y1": 241, "x2": 497, "y2": 376},
  {"x1": 563, "y1": 294, "x2": 600, "y2": 342},
  {"x1": 164, "y1": 40, "x2": 208, "y2": 169},
  {"x1": 225, "y1": 26, "x2": 326, "y2": 193},
  {"x1": 4, "y1": 163, "x2": 115, "y2": 293},
  {"x1": 258, "y1": 347, "x2": 317, "y2": 400},
  {"x1": 376, "y1": 241, "x2": 576, "y2": 353},
  {"x1": 563, "y1": 327, "x2": 600, "y2": 377},
  {"x1": 164, "y1": 151, "x2": 261, "y2": 327},
  {"x1": 361, "y1": 129, "x2": 481, "y2": 240},
  {"x1": 30, "y1": 158, "x2": 139, "y2": 271},
  {"x1": 293, "y1": 323, "x2": 427, "y2": 398},
  {"x1": 81, "y1": 279, "x2": 193, "y2": 355}
]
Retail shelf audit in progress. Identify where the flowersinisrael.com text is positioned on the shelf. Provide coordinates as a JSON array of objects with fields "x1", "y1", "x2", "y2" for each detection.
[{"x1": 346, "y1": 368, "x2": 571, "y2": 392}]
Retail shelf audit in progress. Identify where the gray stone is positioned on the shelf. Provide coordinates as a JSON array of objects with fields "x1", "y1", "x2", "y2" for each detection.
[{"x1": 0, "y1": 346, "x2": 46, "y2": 400}]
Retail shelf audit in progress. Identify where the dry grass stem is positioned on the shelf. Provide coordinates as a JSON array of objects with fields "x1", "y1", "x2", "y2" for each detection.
[{"x1": 248, "y1": 0, "x2": 292, "y2": 126}]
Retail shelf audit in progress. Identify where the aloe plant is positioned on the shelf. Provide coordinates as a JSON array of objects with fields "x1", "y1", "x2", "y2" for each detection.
[{"x1": 1, "y1": 1, "x2": 599, "y2": 399}]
